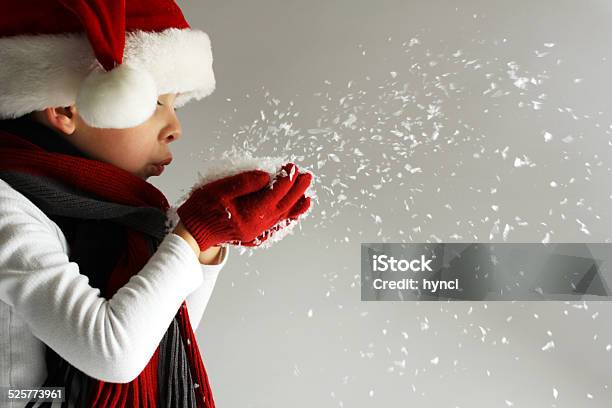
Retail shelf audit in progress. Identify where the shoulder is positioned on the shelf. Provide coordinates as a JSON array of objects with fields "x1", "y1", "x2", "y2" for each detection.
[
  {"x1": 0, "y1": 177, "x2": 68, "y2": 252},
  {"x1": 0, "y1": 177, "x2": 49, "y2": 221}
]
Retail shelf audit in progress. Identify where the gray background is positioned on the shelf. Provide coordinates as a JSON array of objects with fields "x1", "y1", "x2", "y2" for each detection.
[{"x1": 151, "y1": 1, "x2": 612, "y2": 406}]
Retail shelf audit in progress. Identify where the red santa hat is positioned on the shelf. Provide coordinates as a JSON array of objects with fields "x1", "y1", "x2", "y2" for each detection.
[{"x1": 0, "y1": 0, "x2": 215, "y2": 129}]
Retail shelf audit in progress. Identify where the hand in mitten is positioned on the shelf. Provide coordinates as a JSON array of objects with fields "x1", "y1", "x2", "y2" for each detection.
[
  {"x1": 177, "y1": 163, "x2": 312, "y2": 250},
  {"x1": 239, "y1": 186, "x2": 312, "y2": 247}
]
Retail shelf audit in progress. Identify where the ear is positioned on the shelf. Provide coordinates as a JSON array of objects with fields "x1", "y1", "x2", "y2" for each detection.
[{"x1": 42, "y1": 105, "x2": 78, "y2": 135}]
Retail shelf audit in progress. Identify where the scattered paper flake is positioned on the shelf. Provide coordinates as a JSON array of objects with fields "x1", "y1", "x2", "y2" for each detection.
[{"x1": 541, "y1": 340, "x2": 555, "y2": 351}]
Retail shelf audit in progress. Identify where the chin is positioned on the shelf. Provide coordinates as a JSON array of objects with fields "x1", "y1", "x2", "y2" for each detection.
[{"x1": 135, "y1": 171, "x2": 150, "y2": 180}]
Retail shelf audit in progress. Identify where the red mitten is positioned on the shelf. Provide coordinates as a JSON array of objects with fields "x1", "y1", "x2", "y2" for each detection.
[
  {"x1": 239, "y1": 194, "x2": 312, "y2": 247},
  {"x1": 177, "y1": 163, "x2": 313, "y2": 250}
]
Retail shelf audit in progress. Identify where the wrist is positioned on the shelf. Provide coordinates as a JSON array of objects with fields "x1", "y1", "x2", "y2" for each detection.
[
  {"x1": 199, "y1": 245, "x2": 223, "y2": 265},
  {"x1": 172, "y1": 221, "x2": 201, "y2": 258}
]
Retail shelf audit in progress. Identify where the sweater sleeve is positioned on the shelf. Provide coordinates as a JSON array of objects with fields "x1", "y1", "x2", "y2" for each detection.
[
  {"x1": 186, "y1": 245, "x2": 229, "y2": 331},
  {"x1": 0, "y1": 179, "x2": 205, "y2": 384}
]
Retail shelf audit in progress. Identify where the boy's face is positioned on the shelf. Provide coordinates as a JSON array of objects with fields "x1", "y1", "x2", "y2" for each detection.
[{"x1": 36, "y1": 93, "x2": 182, "y2": 180}]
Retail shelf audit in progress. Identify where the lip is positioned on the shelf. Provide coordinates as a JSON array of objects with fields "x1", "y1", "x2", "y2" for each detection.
[
  {"x1": 149, "y1": 156, "x2": 173, "y2": 176},
  {"x1": 158, "y1": 156, "x2": 173, "y2": 166},
  {"x1": 150, "y1": 164, "x2": 165, "y2": 176}
]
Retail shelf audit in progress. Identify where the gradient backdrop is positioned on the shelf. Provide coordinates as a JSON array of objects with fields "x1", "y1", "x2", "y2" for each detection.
[{"x1": 149, "y1": 1, "x2": 612, "y2": 406}]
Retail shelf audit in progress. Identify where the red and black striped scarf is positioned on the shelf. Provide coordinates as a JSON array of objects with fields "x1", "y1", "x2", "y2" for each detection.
[{"x1": 0, "y1": 117, "x2": 215, "y2": 408}]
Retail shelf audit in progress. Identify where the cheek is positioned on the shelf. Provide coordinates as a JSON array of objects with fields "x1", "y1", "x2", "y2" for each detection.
[{"x1": 94, "y1": 132, "x2": 155, "y2": 171}]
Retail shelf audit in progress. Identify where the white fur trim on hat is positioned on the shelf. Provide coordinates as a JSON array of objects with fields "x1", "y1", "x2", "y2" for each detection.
[{"x1": 0, "y1": 28, "x2": 215, "y2": 126}]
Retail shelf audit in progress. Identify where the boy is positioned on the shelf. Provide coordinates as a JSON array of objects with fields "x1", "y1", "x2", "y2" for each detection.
[{"x1": 0, "y1": 1, "x2": 312, "y2": 407}]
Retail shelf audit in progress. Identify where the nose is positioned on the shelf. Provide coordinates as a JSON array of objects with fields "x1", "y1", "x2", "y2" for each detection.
[{"x1": 160, "y1": 111, "x2": 182, "y2": 144}]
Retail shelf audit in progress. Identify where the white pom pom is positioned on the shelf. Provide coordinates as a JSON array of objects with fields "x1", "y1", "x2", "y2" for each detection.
[{"x1": 76, "y1": 64, "x2": 157, "y2": 129}]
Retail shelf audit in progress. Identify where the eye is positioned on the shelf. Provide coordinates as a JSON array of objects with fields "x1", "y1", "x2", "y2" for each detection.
[{"x1": 157, "y1": 100, "x2": 179, "y2": 111}]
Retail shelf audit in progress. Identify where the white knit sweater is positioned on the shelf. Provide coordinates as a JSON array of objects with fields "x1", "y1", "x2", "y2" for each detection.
[{"x1": 0, "y1": 177, "x2": 228, "y2": 399}]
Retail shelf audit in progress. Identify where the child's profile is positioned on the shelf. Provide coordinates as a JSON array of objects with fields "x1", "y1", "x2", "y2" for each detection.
[{"x1": 0, "y1": 0, "x2": 313, "y2": 406}]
